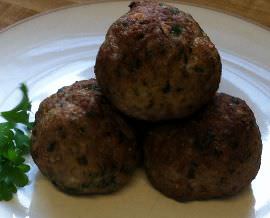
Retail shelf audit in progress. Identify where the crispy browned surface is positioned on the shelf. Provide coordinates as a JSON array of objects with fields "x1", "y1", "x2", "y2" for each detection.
[
  {"x1": 31, "y1": 79, "x2": 139, "y2": 194},
  {"x1": 95, "y1": 0, "x2": 221, "y2": 121},
  {"x1": 144, "y1": 93, "x2": 262, "y2": 201}
]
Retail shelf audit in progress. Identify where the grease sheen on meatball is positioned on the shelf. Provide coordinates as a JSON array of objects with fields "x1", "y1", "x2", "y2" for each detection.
[
  {"x1": 31, "y1": 80, "x2": 139, "y2": 194},
  {"x1": 144, "y1": 93, "x2": 262, "y2": 201},
  {"x1": 95, "y1": 1, "x2": 221, "y2": 121}
]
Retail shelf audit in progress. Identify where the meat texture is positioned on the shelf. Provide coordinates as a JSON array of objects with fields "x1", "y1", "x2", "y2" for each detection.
[
  {"x1": 144, "y1": 93, "x2": 262, "y2": 201},
  {"x1": 95, "y1": 0, "x2": 221, "y2": 121},
  {"x1": 31, "y1": 79, "x2": 139, "y2": 194}
]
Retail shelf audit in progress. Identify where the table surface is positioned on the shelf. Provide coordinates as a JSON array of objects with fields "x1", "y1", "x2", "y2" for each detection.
[{"x1": 0, "y1": 0, "x2": 269, "y2": 31}]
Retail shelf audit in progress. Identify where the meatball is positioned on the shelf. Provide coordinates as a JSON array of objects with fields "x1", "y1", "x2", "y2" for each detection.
[
  {"x1": 144, "y1": 93, "x2": 262, "y2": 201},
  {"x1": 31, "y1": 79, "x2": 139, "y2": 194},
  {"x1": 95, "y1": 1, "x2": 221, "y2": 121}
]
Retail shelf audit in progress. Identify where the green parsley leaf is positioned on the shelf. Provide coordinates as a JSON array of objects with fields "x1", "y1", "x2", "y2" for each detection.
[
  {"x1": 170, "y1": 7, "x2": 180, "y2": 15},
  {"x1": 171, "y1": 24, "x2": 182, "y2": 36},
  {"x1": 0, "y1": 123, "x2": 14, "y2": 148},
  {"x1": 14, "y1": 128, "x2": 30, "y2": 155},
  {"x1": 1, "y1": 84, "x2": 31, "y2": 125},
  {"x1": 6, "y1": 165, "x2": 29, "y2": 187},
  {"x1": 0, "y1": 181, "x2": 17, "y2": 201},
  {"x1": 88, "y1": 83, "x2": 102, "y2": 92},
  {"x1": 0, "y1": 83, "x2": 32, "y2": 201}
]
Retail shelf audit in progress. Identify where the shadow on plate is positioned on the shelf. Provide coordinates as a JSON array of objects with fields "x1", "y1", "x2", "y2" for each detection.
[{"x1": 23, "y1": 170, "x2": 256, "y2": 218}]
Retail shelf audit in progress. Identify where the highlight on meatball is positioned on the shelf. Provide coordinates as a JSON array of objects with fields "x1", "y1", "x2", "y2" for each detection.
[
  {"x1": 95, "y1": 0, "x2": 221, "y2": 121},
  {"x1": 31, "y1": 79, "x2": 139, "y2": 195},
  {"x1": 144, "y1": 93, "x2": 262, "y2": 201}
]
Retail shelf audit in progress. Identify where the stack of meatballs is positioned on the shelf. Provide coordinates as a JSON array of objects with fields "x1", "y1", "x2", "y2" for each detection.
[{"x1": 31, "y1": 1, "x2": 262, "y2": 202}]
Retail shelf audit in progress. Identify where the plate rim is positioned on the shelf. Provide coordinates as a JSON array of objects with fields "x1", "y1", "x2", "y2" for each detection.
[
  {"x1": 0, "y1": 2, "x2": 269, "y2": 218},
  {"x1": 0, "y1": 0, "x2": 269, "y2": 35}
]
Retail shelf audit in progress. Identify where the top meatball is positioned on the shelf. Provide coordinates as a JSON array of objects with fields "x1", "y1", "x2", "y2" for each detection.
[{"x1": 95, "y1": 0, "x2": 221, "y2": 121}]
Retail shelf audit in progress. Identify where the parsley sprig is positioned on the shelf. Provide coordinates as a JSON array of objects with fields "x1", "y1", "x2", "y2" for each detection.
[{"x1": 0, "y1": 84, "x2": 32, "y2": 201}]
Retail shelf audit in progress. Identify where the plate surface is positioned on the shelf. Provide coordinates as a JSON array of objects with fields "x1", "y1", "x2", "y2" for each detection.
[{"x1": 0, "y1": 1, "x2": 270, "y2": 218}]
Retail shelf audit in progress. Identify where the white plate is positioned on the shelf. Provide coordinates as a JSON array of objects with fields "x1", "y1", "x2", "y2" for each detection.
[{"x1": 0, "y1": 1, "x2": 270, "y2": 218}]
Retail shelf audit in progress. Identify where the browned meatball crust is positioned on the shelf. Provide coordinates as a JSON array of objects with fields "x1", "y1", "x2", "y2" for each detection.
[
  {"x1": 31, "y1": 79, "x2": 139, "y2": 194},
  {"x1": 95, "y1": 1, "x2": 221, "y2": 121},
  {"x1": 144, "y1": 93, "x2": 262, "y2": 201}
]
